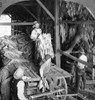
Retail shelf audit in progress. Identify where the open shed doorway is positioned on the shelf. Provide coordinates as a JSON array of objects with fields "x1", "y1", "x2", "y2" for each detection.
[{"x1": 0, "y1": 14, "x2": 11, "y2": 37}]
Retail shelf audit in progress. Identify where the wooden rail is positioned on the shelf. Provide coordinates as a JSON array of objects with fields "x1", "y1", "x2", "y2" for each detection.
[
  {"x1": 59, "y1": 20, "x2": 95, "y2": 24},
  {"x1": 30, "y1": 88, "x2": 65, "y2": 99},
  {"x1": 0, "y1": 22, "x2": 34, "y2": 26},
  {"x1": 57, "y1": 49, "x2": 93, "y2": 67}
]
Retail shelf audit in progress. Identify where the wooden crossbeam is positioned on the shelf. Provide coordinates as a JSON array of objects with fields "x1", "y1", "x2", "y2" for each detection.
[
  {"x1": 59, "y1": 20, "x2": 95, "y2": 24},
  {"x1": 30, "y1": 88, "x2": 65, "y2": 99},
  {"x1": 57, "y1": 49, "x2": 93, "y2": 67},
  {"x1": 36, "y1": 0, "x2": 55, "y2": 21},
  {"x1": 57, "y1": 93, "x2": 78, "y2": 97},
  {"x1": 1, "y1": 21, "x2": 95, "y2": 26},
  {"x1": 0, "y1": 22, "x2": 34, "y2": 26},
  {"x1": 72, "y1": 51, "x2": 95, "y2": 56},
  {"x1": 30, "y1": 93, "x2": 78, "y2": 99}
]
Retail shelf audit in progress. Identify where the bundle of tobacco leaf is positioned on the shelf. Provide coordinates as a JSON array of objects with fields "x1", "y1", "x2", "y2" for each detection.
[
  {"x1": 0, "y1": 33, "x2": 34, "y2": 66},
  {"x1": 10, "y1": 33, "x2": 35, "y2": 62}
]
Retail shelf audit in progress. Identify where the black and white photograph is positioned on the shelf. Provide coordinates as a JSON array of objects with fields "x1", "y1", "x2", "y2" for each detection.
[{"x1": 0, "y1": 0, "x2": 95, "y2": 100}]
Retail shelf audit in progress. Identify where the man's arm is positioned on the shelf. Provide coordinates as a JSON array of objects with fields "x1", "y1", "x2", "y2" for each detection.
[{"x1": 30, "y1": 29, "x2": 37, "y2": 40}]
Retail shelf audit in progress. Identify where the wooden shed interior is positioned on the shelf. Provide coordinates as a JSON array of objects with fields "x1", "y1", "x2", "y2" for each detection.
[
  {"x1": 0, "y1": 0, "x2": 95, "y2": 72},
  {"x1": 0, "y1": 1, "x2": 95, "y2": 100}
]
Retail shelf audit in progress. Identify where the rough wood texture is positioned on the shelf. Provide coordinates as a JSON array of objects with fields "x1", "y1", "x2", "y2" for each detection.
[{"x1": 44, "y1": 63, "x2": 72, "y2": 78}]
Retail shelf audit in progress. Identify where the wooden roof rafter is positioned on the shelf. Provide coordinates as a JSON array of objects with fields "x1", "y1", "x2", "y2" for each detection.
[
  {"x1": 0, "y1": 22, "x2": 34, "y2": 26},
  {"x1": 36, "y1": 0, "x2": 55, "y2": 21},
  {"x1": 20, "y1": 5, "x2": 37, "y2": 20},
  {"x1": 12, "y1": 1, "x2": 36, "y2": 6}
]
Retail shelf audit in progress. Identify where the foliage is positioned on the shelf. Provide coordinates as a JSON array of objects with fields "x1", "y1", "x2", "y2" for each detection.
[
  {"x1": 59, "y1": 1, "x2": 95, "y2": 65},
  {"x1": 59, "y1": 1, "x2": 94, "y2": 21}
]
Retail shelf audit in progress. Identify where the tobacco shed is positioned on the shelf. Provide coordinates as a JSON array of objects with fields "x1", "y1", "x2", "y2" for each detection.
[
  {"x1": 0, "y1": 0, "x2": 95, "y2": 100},
  {"x1": 0, "y1": 0, "x2": 95, "y2": 67}
]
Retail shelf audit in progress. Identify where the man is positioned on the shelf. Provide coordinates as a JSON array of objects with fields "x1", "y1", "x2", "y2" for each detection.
[
  {"x1": 30, "y1": 21, "x2": 42, "y2": 41},
  {"x1": 13, "y1": 67, "x2": 30, "y2": 100},
  {"x1": 0, "y1": 46, "x2": 37, "y2": 100},
  {"x1": 30, "y1": 21, "x2": 42, "y2": 65},
  {"x1": 75, "y1": 50, "x2": 87, "y2": 92}
]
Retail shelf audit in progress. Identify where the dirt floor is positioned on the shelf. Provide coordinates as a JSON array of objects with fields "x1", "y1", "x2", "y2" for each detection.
[
  {"x1": 66, "y1": 72, "x2": 95, "y2": 100},
  {"x1": 82, "y1": 83, "x2": 95, "y2": 100}
]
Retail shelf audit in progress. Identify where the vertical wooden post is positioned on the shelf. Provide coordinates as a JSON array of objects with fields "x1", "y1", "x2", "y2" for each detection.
[
  {"x1": 55, "y1": 0, "x2": 60, "y2": 67},
  {"x1": 92, "y1": 68, "x2": 95, "y2": 80}
]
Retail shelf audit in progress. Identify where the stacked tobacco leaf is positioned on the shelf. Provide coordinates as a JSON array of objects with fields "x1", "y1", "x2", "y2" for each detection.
[
  {"x1": 0, "y1": 33, "x2": 34, "y2": 66},
  {"x1": 12, "y1": 33, "x2": 34, "y2": 61},
  {"x1": 0, "y1": 36, "x2": 19, "y2": 65},
  {"x1": 59, "y1": 1, "x2": 94, "y2": 21}
]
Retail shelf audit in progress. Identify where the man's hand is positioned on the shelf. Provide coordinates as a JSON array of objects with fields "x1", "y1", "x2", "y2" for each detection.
[{"x1": 64, "y1": 51, "x2": 70, "y2": 54}]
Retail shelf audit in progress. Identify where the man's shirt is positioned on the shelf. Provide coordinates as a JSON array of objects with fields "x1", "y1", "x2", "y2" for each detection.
[
  {"x1": 31, "y1": 28, "x2": 42, "y2": 40},
  {"x1": 17, "y1": 80, "x2": 28, "y2": 100},
  {"x1": 78, "y1": 54, "x2": 87, "y2": 69}
]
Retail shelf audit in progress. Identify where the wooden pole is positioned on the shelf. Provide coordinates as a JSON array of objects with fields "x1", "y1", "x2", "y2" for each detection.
[
  {"x1": 55, "y1": 0, "x2": 60, "y2": 67},
  {"x1": 59, "y1": 20, "x2": 95, "y2": 24},
  {"x1": 30, "y1": 88, "x2": 65, "y2": 99},
  {"x1": 0, "y1": 22, "x2": 34, "y2": 26},
  {"x1": 36, "y1": 0, "x2": 55, "y2": 21},
  {"x1": 57, "y1": 49, "x2": 93, "y2": 67}
]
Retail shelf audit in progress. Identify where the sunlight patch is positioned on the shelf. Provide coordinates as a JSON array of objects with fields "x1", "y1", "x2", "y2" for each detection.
[{"x1": 0, "y1": 15, "x2": 11, "y2": 37}]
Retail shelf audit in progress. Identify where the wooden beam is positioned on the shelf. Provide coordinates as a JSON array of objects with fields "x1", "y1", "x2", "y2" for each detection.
[
  {"x1": 21, "y1": 5, "x2": 37, "y2": 20},
  {"x1": 2, "y1": 20, "x2": 95, "y2": 26},
  {"x1": 30, "y1": 88, "x2": 65, "y2": 99},
  {"x1": 59, "y1": 20, "x2": 95, "y2": 24},
  {"x1": 57, "y1": 49, "x2": 93, "y2": 67},
  {"x1": 55, "y1": 0, "x2": 60, "y2": 67},
  {"x1": 57, "y1": 93, "x2": 78, "y2": 97},
  {"x1": 13, "y1": 2, "x2": 36, "y2": 6},
  {"x1": 36, "y1": 0, "x2": 55, "y2": 21},
  {"x1": 0, "y1": 22, "x2": 34, "y2": 26}
]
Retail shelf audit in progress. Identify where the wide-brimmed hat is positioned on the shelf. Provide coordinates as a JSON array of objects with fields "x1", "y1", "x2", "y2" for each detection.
[
  {"x1": 33, "y1": 21, "x2": 40, "y2": 28},
  {"x1": 14, "y1": 67, "x2": 25, "y2": 79}
]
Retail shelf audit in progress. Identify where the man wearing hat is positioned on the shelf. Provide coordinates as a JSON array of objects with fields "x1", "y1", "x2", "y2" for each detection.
[
  {"x1": 31, "y1": 21, "x2": 42, "y2": 41},
  {"x1": 30, "y1": 21, "x2": 42, "y2": 65},
  {"x1": 12, "y1": 67, "x2": 31, "y2": 100},
  {"x1": 75, "y1": 49, "x2": 87, "y2": 93}
]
